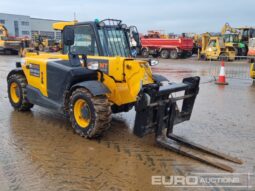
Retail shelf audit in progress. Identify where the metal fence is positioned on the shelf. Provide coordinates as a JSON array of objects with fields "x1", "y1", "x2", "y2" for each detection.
[{"x1": 209, "y1": 56, "x2": 253, "y2": 80}]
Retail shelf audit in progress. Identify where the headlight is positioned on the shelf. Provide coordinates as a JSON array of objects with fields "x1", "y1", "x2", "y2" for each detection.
[{"x1": 87, "y1": 61, "x2": 99, "y2": 70}]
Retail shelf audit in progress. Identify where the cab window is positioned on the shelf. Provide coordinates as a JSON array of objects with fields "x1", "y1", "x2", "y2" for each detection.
[
  {"x1": 69, "y1": 25, "x2": 99, "y2": 56},
  {"x1": 208, "y1": 40, "x2": 216, "y2": 47}
]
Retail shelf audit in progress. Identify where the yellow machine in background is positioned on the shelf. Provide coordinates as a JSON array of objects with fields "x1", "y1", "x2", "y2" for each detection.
[
  {"x1": 0, "y1": 24, "x2": 8, "y2": 37},
  {"x1": 20, "y1": 21, "x2": 78, "y2": 57},
  {"x1": 32, "y1": 34, "x2": 61, "y2": 52},
  {"x1": 198, "y1": 33, "x2": 236, "y2": 61},
  {"x1": 183, "y1": 33, "x2": 202, "y2": 54},
  {"x1": 221, "y1": 23, "x2": 247, "y2": 56},
  {"x1": 250, "y1": 63, "x2": 255, "y2": 79},
  {"x1": 0, "y1": 24, "x2": 24, "y2": 54},
  {"x1": 146, "y1": 30, "x2": 169, "y2": 39}
]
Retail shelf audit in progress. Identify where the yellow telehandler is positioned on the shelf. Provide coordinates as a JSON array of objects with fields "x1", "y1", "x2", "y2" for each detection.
[{"x1": 7, "y1": 19, "x2": 242, "y2": 171}]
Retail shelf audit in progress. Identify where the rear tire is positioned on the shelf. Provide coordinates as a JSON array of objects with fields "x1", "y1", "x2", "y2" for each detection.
[
  {"x1": 170, "y1": 49, "x2": 178, "y2": 59},
  {"x1": 69, "y1": 88, "x2": 112, "y2": 138},
  {"x1": 199, "y1": 54, "x2": 207, "y2": 61},
  {"x1": 7, "y1": 74, "x2": 34, "y2": 111},
  {"x1": 160, "y1": 49, "x2": 170, "y2": 59}
]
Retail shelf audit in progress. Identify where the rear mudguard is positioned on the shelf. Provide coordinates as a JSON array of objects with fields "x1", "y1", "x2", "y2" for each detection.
[{"x1": 134, "y1": 76, "x2": 200, "y2": 137}]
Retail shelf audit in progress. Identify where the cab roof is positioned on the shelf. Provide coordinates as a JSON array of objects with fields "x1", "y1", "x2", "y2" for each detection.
[{"x1": 52, "y1": 21, "x2": 78, "y2": 31}]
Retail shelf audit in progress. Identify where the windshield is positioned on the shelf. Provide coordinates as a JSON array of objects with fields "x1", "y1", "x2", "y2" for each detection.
[
  {"x1": 98, "y1": 28, "x2": 130, "y2": 57},
  {"x1": 224, "y1": 34, "x2": 239, "y2": 43}
]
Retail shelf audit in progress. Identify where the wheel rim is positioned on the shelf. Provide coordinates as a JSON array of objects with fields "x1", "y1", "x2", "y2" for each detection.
[
  {"x1": 10, "y1": 82, "x2": 20, "y2": 103},
  {"x1": 161, "y1": 51, "x2": 168, "y2": 58},
  {"x1": 143, "y1": 50, "x2": 148, "y2": 57},
  {"x1": 74, "y1": 99, "x2": 91, "y2": 128},
  {"x1": 171, "y1": 51, "x2": 177, "y2": 58}
]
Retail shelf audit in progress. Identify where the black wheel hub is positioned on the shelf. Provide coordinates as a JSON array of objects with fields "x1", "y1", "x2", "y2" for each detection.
[
  {"x1": 15, "y1": 88, "x2": 20, "y2": 98},
  {"x1": 81, "y1": 106, "x2": 90, "y2": 120}
]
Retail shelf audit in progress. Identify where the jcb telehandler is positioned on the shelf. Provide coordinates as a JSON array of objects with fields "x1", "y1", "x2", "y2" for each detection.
[{"x1": 7, "y1": 19, "x2": 242, "y2": 171}]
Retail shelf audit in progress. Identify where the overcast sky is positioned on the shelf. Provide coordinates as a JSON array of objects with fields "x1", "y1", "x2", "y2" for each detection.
[{"x1": 0, "y1": 0, "x2": 254, "y2": 34}]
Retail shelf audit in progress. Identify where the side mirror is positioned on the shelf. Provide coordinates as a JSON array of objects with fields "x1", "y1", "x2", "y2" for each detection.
[
  {"x1": 129, "y1": 26, "x2": 141, "y2": 48},
  {"x1": 132, "y1": 32, "x2": 140, "y2": 46},
  {"x1": 63, "y1": 26, "x2": 74, "y2": 46}
]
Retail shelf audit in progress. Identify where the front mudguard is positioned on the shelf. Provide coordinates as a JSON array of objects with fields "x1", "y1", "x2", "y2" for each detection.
[{"x1": 70, "y1": 81, "x2": 110, "y2": 96}]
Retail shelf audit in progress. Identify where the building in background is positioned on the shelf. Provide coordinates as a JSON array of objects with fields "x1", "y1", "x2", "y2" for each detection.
[
  {"x1": 0, "y1": 13, "x2": 65, "y2": 40},
  {"x1": 0, "y1": 13, "x2": 31, "y2": 37}
]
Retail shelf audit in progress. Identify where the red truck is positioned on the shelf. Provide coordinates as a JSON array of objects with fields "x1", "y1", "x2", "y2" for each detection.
[{"x1": 140, "y1": 37, "x2": 194, "y2": 59}]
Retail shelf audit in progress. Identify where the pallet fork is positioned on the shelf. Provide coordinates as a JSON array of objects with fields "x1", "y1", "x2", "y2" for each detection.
[{"x1": 134, "y1": 76, "x2": 242, "y2": 172}]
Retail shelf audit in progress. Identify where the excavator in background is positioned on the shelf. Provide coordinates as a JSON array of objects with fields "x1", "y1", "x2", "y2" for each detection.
[
  {"x1": 198, "y1": 32, "x2": 236, "y2": 61},
  {"x1": 221, "y1": 23, "x2": 255, "y2": 56},
  {"x1": 221, "y1": 23, "x2": 246, "y2": 56},
  {"x1": 0, "y1": 24, "x2": 27, "y2": 55}
]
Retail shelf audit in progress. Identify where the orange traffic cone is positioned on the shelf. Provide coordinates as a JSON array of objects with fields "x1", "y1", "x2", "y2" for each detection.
[{"x1": 215, "y1": 61, "x2": 228, "y2": 85}]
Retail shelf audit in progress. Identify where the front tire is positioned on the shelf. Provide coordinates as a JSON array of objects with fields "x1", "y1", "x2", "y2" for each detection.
[
  {"x1": 69, "y1": 88, "x2": 111, "y2": 138},
  {"x1": 7, "y1": 74, "x2": 34, "y2": 111}
]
